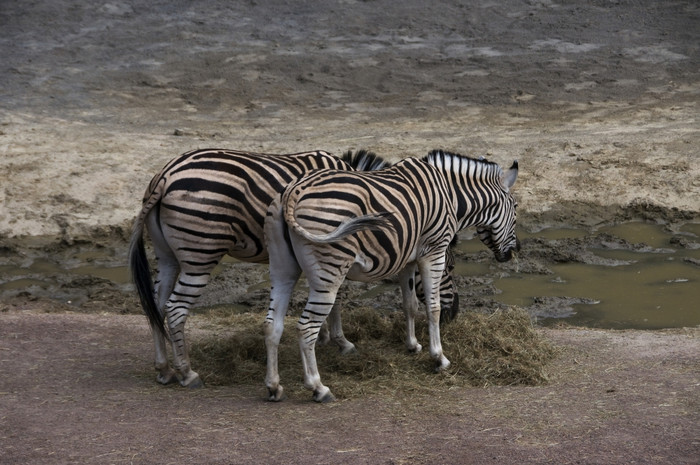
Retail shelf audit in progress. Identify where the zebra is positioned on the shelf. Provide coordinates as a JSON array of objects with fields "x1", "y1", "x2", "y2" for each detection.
[
  {"x1": 263, "y1": 149, "x2": 519, "y2": 402},
  {"x1": 128, "y1": 148, "x2": 457, "y2": 388},
  {"x1": 417, "y1": 234, "x2": 459, "y2": 324}
]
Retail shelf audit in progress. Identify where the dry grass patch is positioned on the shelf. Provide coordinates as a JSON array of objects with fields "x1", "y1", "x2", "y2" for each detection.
[{"x1": 190, "y1": 306, "x2": 557, "y2": 399}]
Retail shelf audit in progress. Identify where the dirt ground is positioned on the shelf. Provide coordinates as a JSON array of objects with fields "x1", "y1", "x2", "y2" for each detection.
[
  {"x1": 1, "y1": 0, "x2": 699, "y2": 463},
  {"x1": 0, "y1": 308, "x2": 697, "y2": 464}
]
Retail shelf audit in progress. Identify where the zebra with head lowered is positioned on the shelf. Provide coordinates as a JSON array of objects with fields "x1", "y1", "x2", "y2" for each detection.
[
  {"x1": 264, "y1": 149, "x2": 519, "y2": 402},
  {"x1": 128, "y1": 148, "x2": 457, "y2": 389},
  {"x1": 128, "y1": 148, "x2": 386, "y2": 388}
]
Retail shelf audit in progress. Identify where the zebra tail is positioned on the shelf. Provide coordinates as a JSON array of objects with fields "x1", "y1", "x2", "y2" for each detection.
[
  {"x1": 289, "y1": 212, "x2": 394, "y2": 244},
  {"x1": 128, "y1": 190, "x2": 168, "y2": 339}
]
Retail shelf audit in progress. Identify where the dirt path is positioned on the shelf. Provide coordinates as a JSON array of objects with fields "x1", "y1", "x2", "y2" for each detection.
[{"x1": 0, "y1": 308, "x2": 697, "y2": 464}]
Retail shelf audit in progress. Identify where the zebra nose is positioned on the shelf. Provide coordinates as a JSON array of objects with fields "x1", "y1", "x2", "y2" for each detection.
[{"x1": 496, "y1": 249, "x2": 512, "y2": 263}]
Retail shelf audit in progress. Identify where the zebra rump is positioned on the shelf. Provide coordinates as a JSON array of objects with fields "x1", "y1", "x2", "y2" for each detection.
[{"x1": 285, "y1": 210, "x2": 395, "y2": 244}]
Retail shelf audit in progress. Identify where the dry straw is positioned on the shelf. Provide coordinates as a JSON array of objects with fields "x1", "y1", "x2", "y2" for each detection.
[{"x1": 189, "y1": 305, "x2": 557, "y2": 399}]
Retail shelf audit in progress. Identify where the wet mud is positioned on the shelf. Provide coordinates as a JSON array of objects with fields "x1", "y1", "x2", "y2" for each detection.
[{"x1": 2, "y1": 212, "x2": 698, "y2": 330}]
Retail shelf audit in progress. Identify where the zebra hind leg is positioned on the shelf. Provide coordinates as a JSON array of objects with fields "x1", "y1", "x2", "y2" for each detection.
[
  {"x1": 264, "y1": 196, "x2": 302, "y2": 401},
  {"x1": 417, "y1": 257, "x2": 450, "y2": 372},
  {"x1": 153, "y1": 260, "x2": 178, "y2": 385},
  {"x1": 264, "y1": 276, "x2": 299, "y2": 402},
  {"x1": 317, "y1": 322, "x2": 331, "y2": 345},
  {"x1": 162, "y1": 267, "x2": 217, "y2": 389},
  {"x1": 146, "y1": 212, "x2": 179, "y2": 385},
  {"x1": 264, "y1": 264, "x2": 301, "y2": 402},
  {"x1": 297, "y1": 285, "x2": 343, "y2": 403}
]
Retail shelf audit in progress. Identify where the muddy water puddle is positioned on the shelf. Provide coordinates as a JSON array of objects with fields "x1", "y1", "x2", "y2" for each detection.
[
  {"x1": 0, "y1": 239, "x2": 133, "y2": 307},
  {"x1": 456, "y1": 221, "x2": 699, "y2": 329},
  {"x1": 492, "y1": 257, "x2": 697, "y2": 329},
  {"x1": 1, "y1": 222, "x2": 698, "y2": 329}
]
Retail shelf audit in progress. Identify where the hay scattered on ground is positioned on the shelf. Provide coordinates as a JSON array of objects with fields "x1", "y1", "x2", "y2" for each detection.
[{"x1": 189, "y1": 306, "x2": 557, "y2": 399}]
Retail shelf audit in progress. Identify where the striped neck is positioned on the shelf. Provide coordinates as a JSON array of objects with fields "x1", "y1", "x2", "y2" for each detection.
[{"x1": 422, "y1": 149, "x2": 505, "y2": 230}]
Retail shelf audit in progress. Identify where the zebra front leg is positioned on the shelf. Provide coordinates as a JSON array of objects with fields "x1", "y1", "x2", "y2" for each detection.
[
  {"x1": 398, "y1": 266, "x2": 422, "y2": 353},
  {"x1": 325, "y1": 302, "x2": 357, "y2": 355},
  {"x1": 417, "y1": 257, "x2": 450, "y2": 372},
  {"x1": 298, "y1": 287, "x2": 342, "y2": 403}
]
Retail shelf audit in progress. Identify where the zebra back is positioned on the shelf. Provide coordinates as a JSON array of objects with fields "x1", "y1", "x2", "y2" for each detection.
[
  {"x1": 281, "y1": 157, "x2": 457, "y2": 280},
  {"x1": 137, "y1": 149, "x2": 359, "y2": 263}
]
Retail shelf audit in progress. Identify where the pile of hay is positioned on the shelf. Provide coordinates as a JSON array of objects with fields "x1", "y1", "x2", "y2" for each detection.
[{"x1": 189, "y1": 306, "x2": 557, "y2": 399}]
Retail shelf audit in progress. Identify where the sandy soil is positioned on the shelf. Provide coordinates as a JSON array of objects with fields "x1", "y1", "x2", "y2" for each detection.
[
  {"x1": 1, "y1": 0, "x2": 699, "y2": 463},
  {"x1": 1, "y1": 0, "x2": 698, "y2": 238},
  {"x1": 1, "y1": 308, "x2": 698, "y2": 464}
]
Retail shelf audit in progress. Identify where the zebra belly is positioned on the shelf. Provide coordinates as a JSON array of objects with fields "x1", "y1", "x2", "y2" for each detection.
[
  {"x1": 345, "y1": 263, "x2": 400, "y2": 282},
  {"x1": 344, "y1": 245, "x2": 417, "y2": 283}
]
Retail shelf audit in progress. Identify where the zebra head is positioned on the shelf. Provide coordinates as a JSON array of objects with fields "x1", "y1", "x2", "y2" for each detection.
[{"x1": 476, "y1": 160, "x2": 520, "y2": 262}]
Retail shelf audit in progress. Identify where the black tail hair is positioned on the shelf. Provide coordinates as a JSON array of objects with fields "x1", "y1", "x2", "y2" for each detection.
[{"x1": 129, "y1": 224, "x2": 168, "y2": 338}]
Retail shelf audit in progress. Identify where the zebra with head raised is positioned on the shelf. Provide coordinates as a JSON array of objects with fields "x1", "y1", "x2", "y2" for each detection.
[
  {"x1": 128, "y1": 148, "x2": 457, "y2": 389},
  {"x1": 264, "y1": 149, "x2": 519, "y2": 402}
]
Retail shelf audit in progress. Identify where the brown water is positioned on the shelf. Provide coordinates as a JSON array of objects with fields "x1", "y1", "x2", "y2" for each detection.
[
  {"x1": 457, "y1": 222, "x2": 700, "y2": 330},
  {"x1": 1, "y1": 221, "x2": 698, "y2": 329},
  {"x1": 494, "y1": 258, "x2": 697, "y2": 329}
]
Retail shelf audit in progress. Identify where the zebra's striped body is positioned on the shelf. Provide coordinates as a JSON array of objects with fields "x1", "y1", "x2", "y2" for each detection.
[
  {"x1": 264, "y1": 150, "x2": 518, "y2": 402},
  {"x1": 128, "y1": 148, "x2": 455, "y2": 388},
  {"x1": 129, "y1": 149, "x2": 382, "y2": 387}
]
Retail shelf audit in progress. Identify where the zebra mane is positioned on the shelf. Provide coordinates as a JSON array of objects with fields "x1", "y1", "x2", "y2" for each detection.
[
  {"x1": 422, "y1": 149, "x2": 503, "y2": 177},
  {"x1": 342, "y1": 149, "x2": 391, "y2": 171}
]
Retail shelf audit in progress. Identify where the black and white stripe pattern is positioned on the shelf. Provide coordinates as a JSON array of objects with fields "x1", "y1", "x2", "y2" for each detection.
[
  {"x1": 128, "y1": 148, "x2": 383, "y2": 387},
  {"x1": 264, "y1": 149, "x2": 519, "y2": 402},
  {"x1": 416, "y1": 235, "x2": 459, "y2": 324},
  {"x1": 128, "y1": 148, "x2": 456, "y2": 388}
]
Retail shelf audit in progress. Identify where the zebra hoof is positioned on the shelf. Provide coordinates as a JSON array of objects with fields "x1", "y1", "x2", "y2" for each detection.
[
  {"x1": 434, "y1": 357, "x2": 451, "y2": 373},
  {"x1": 268, "y1": 386, "x2": 286, "y2": 402},
  {"x1": 313, "y1": 388, "x2": 335, "y2": 403},
  {"x1": 180, "y1": 372, "x2": 204, "y2": 389},
  {"x1": 156, "y1": 370, "x2": 178, "y2": 386},
  {"x1": 408, "y1": 342, "x2": 422, "y2": 354},
  {"x1": 338, "y1": 343, "x2": 358, "y2": 356},
  {"x1": 186, "y1": 377, "x2": 204, "y2": 389}
]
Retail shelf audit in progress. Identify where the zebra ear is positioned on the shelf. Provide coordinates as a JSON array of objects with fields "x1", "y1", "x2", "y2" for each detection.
[{"x1": 501, "y1": 160, "x2": 518, "y2": 190}]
